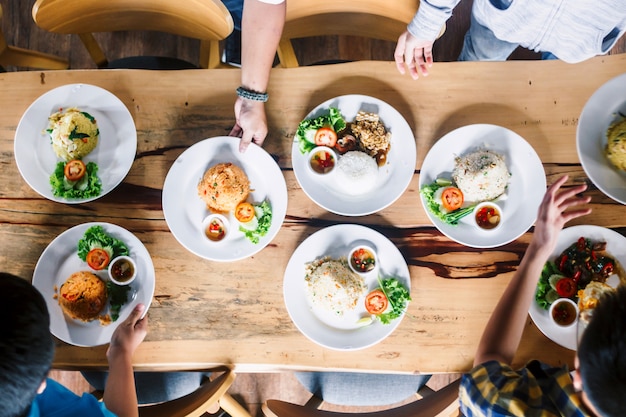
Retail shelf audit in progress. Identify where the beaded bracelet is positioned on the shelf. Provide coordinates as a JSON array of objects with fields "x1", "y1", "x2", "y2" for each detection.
[{"x1": 236, "y1": 86, "x2": 269, "y2": 102}]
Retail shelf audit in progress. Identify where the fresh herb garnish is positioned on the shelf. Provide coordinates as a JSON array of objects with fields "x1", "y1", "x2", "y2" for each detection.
[
  {"x1": 106, "y1": 281, "x2": 131, "y2": 322},
  {"x1": 420, "y1": 182, "x2": 475, "y2": 225},
  {"x1": 77, "y1": 225, "x2": 129, "y2": 263},
  {"x1": 376, "y1": 277, "x2": 411, "y2": 324},
  {"x1": 239, "y1": 200, "x2": 272, "y2": 244},
  {"x1": 295, "y1": 107, "x2": 346, "y2": 154},
  {"x1": 50, "y1": 160, "x2": 101, "y2": 199}
]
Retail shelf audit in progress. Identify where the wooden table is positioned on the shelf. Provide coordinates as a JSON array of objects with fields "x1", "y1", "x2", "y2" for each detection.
[{"x1": 2, "y1": 54, "x2": 626, "y2": 375}]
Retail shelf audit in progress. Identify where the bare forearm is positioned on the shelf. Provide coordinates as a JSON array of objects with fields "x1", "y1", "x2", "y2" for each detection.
[
  {"x1": 474, "y1": 242, "x2": 551, "y2": 366},
  {"x1": 241, "y1": 0, "x2": 285, "y2": 92},
  {"x1": 103, "y1": 354, "x2": 138, "y2": 417}
]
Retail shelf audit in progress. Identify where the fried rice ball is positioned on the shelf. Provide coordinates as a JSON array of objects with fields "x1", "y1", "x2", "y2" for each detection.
[
  {"x1": 58, "y1": 271, "x2": 107, "y2": 322},
  {"x1": 197, "y1": 162, "x2": 250, "y2": 212}
]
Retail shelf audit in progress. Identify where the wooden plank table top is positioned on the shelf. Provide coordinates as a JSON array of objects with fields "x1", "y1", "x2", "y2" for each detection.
[{"x1": 1, "y1": 54, "x2": 625, "y2": 374}]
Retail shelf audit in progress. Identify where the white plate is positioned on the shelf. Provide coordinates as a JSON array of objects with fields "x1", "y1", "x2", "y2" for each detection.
[
  {"x1": 419, "y1": 124, "x2": 545, "y2": 248},
  {"x1": 577, "y1": 73, "x2": 626, "y2": 204},
  {"x1": 14, "y1": 84, "x2": 137, "y2": 204},
  {"x1": 283, "y1": 224, "x2": 411, "y2": 351},
  {"x1": 292, "y1": 95, "x2": 416, "y2": 216},
  {"x1": 529, "y1": 225, "x2": 626, "y2": 351},
  {"x1": 32, "y1": 222, "x2": 155, "y2": 347},
  {"x1": 162, "y1": 136, "x2": 287, "y2": 262}
]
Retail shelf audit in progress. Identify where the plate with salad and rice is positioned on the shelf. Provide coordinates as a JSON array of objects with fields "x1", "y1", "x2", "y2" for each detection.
[
  {"x1": 32, "y1": 222, "x2": 155, "y2": 347},
  {"x1": 419, "y1": 124, "x2": 545, "y2": 248},
  {"x1": 283, "y1": 224, "x2": 411, "y2": 351},
  {"x1": 529, "y1": 225, "x2": 626, "y2": 350},
  {"x1": 292, "y1": 95, "x2": 416, "y2": 216},
  {"x1": 162, "y1": 136, "x2": 287, "y2": 262},
  {"x1": 14, "y1": 84, "x2": 136, "y2": 204}
]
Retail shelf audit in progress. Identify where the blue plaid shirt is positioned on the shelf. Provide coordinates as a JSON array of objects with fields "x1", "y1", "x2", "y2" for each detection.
[{"x1": 459, "y1": 360, "x2": 591, "y2": 417}]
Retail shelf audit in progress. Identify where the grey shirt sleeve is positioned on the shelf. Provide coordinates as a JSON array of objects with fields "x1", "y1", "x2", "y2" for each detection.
[{"x1": 407, "y1": 0, "x2": 462, "y2": 40}]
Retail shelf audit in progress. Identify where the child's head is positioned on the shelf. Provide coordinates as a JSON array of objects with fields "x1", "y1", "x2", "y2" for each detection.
[
  {"x1": 0, "y1": 272, "x2": 54, "y2": 417},
  {"x1": 578, "y1": 285, "x2": 626, "y2": 417}
]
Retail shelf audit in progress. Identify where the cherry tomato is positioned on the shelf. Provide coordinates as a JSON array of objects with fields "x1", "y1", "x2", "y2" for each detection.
[
  {"x1": 555, "y1": 277, "x2": 577, "y2": 298},
  {"x1": 314, "y1": 127, "x2": 338, "y2": 147},
  {"x1": 63, "y1": 160, "x2": 87, "y2": 181},
  {"x1": 441, "y1": 187, "x2": 464, "y2": 211},
  {"x1": 234, "y1": 202, "x2": 255, "y2": 223},
  {"x1": 86, "y1": 248, "x2": 110, "y2": 270},
  {"x1": 364, "y1": 290, "x2": 389, "y2": 315}
]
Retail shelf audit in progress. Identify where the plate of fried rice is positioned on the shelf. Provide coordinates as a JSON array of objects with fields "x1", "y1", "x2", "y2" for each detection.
[
  {"x1": 292, "y1": 95, "x2": 416, "y2": 216},
  {"x1": 577, "y1": 73, "x2": 626, "y2": 204},
  {"x1": 32, "y1": 222, "x2": 155, "y2": 347},
  {"x1": 419, "y1": 124, "x2": 545, "y2": 248},
  {"x1": 283, "y1": 224, "x2": 411, "y2": 351},
  {"x1": 14, "y1": 84, "x2": 137, "y2": 203},
  {"x1": 162, "y1": 136, "x2": 288, "y2": 261}
]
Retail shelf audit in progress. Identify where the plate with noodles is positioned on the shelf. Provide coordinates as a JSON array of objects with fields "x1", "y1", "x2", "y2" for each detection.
[
  {"x1": 577, "y1": 73, "x2": 626, "y2": 204},
  {"x1": 162, "y1": 136, "x2": 287, "y2": 262},
  {"x1": 32, "y1": 222, "x2": 155, "y2": 347},
  {"x1": 419, "y1": 124, "x2": 546, "y2": 248},
  {"x1": 14, "y1": 84, "x2": 137, "y2": 204},
  {"x1": 283, "y1": 224, "x2": 411, "y2": 351},
  {"x1": 292, "y1": 95, "x2": 416, "y2": 216}
]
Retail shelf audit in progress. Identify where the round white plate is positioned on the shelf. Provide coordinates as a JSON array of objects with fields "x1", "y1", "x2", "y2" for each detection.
[
  {"x1": 292, "y1": 95, "x2": 416, "y2": 216},
  {"x1": 32, "y1": 222, "x2": 155, "y2": 347},
  {"x1": 283, "y1": 224, "x2": 411, "y2": 351},
  {"x1": 162, "y1": 136, "x2": 287, "y2": 262},
  {"x1": 419, "y1": 124, "x2": 545, "y2": 248},
  {"x1": 577, "y1": 73, "x2": 626, "y2": 204},
  {"x1": 14, "y1": 84, "x2": 137, "y2": 204},
  {"x1": 529, "y1": 225, "x2": 626, "y2": 351}
]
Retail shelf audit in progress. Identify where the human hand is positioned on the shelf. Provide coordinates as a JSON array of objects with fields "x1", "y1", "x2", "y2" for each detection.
[
  {"x1": 394, "y1": 31, "x2": 434, "y2": 80},
  {"x1": 107, "y1": 303, "x2": 148, "y2": 361},
  {"x1": 230, "y1": 97, "x2": 268, "y2": 153},
  {"x1": 531, "y1": 175, "x2": 591, "y2": 257}
]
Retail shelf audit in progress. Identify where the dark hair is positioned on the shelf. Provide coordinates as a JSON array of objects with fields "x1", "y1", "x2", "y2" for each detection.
[
  {"x1": 0, "y1": 273, "x2": 54, "y2": 417},
  {"x1": 578, "y1": 285, "x2": 626, "y2": 417}
]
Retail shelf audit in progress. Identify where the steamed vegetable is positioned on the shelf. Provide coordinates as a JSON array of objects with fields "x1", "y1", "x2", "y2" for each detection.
[
  {"x1": 50, "y1": 160, "x2": 101, "y2": 199},
  {"x1": 296, "y1": 107, "x2": 346, "y2": 154}
]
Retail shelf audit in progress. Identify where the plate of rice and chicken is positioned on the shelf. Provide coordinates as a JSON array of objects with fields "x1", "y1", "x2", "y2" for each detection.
[
  {"x1": 419, "y1": 124, "x2": 546, "y2": 248},
  {"x1": 292, "y1": 95, "x2": 416, "y2": 216},
  {"x1": 32, "y1": 222, "x2": 155, "y2": 347},
  {"x1": 576, "y1": 72, "x2": 626, "y2": 204},
  {"x1": 283, "y1": 224, "x2": 411, "y2": 351},
  {"x1": 14, "y1": 84, "x2": 137, "y2": 203},
  {"x1": 162, "y1": 136, "x2": 287, "y2": 261}
]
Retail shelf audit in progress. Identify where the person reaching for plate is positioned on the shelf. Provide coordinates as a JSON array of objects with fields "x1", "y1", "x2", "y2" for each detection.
[
  {"x1": 460, "y1": 175, "x2": 626, "y2": 416},
  {"x1": 0, "y1": 272, "x2": 147, "y2": 417}
]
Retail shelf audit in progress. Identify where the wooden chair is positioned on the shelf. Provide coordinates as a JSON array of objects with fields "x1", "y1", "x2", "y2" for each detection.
[
  {"x1": 31, "y1": 0, "x2": 234, "y2": 69},
  {"x1": 262, "y1": 378, "x2": 461, "y2": 417},
  {"x1": 89, "y1": 368, "x2": 252, "y2": 417},
  {"x1": 0, "y1": 4, "x2": 68, "y2": 70},
  {"x1": 277, "y1": 0, "x2": 445, "y2": 68}
]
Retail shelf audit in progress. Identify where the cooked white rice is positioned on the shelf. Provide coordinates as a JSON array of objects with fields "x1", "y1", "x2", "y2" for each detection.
[
  {"x1": 334, "y1": 151, "x2": 379, "y2": 196},
  {"x1": 305, "y1": 257, "x2": 367, "y2": 315},
  {"x1": 452, "y1": 150, "x2": 510, "y2": 203}
]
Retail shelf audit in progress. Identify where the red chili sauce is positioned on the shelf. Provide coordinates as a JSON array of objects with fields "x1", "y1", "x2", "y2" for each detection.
[
  {"x1": 350, "y1": 247, "x2": 376, "y2": 273},
  {"x1": 475, "y1": 205, "x2": 501, "y2": 229},
  {"x1": 309, "y1": 149, "x2": 336, "y2": 174},
  {"x1": 205, "y1": 218, "x2": 226, "y2": 242}
]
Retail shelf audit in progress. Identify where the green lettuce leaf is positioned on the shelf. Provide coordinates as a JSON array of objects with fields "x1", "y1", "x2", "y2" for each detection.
[{"x1": 295, "y1": 107, "x2": 346, "y2": 154}]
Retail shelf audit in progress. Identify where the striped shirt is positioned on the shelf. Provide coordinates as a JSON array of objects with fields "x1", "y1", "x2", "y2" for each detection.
[{"x1": 459, "y1": 360, "x2": 591, "y2": 417}]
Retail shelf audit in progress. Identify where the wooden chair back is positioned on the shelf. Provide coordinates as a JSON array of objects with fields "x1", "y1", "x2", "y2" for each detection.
[
  {"x1": 277, "y1": 0, "x2": 444, "y2": 67},
  {"x1": 31, "y1": 0, "x2": 233, "y2": 69},
  {"x1": 262, "y1": 378, "x2": 461, "y2": 417},
  {"x1": 0, "y1": 4, "x2": 68, "y2": 70}
]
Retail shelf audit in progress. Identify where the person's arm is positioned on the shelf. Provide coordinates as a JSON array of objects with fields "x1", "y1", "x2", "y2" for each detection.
[
  {"x1": 102, "y1": 304, "x2": 148, "y2": 417},
  {"x1": 473, "y1": 176, "x2": 591, "y2": 366},
  {"x1": 230, "y1": 0, "x2": 286, "y2": 152},
  {"x1": 394, "y1": 0, "x2": 460, "y2": 79}
]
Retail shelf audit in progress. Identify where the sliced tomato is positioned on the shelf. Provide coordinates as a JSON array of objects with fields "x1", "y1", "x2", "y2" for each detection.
[
  {"x1": 234, "y1": 202, "x2": 255, "y2": 223},
  {"x1": 314, "y1": 127, "x2": 338, "y2": 147},
  {"x1": 86, "y1": 248, "x2": 110, "y2": 270},
  {"x1": 441, "y1": 187, "x2": 464, "y2": 211},
  {"x1": 365, "y1": 289, "x2": 389, "y2": 315},
  {"x1": 64, "y1": 160, "x2": 87, "y2": 181},
  {"x1": 555, "y1": 277, "x2": 577, "y2": 298}
]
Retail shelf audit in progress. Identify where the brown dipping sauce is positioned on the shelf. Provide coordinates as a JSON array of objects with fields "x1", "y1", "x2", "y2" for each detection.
[
  {"x1": 475, "y1": 204, "x2": 501, "y2": 230},
  {"x1": 110, "y1": 257, "x2": 135, "y2": 283},
  {"x1": 551, "y1": 299, "x2": 577, "y2": 326},
  {"x1": 309, "y1": 148, "x2": 336, "y2": 174}
]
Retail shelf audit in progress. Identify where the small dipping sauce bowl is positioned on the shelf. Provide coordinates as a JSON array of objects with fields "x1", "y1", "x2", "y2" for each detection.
[
  {"x1": 308, "y1": 146, "x2": 338, "y2": 175},
  {"x1": 473, "y1": 202, "x2": 503, "y2": 231},
  {"x1": 108, "y1": 256, "x2": 137, "y2": 286},
  {"x1": 549, "y1": 298, "x2": 579, "y2": 328},
  {"x1": 348, "y1": 245, "x2": 377, "y2": 275},
  {"x1": 202, "y1": 213, "x2": 229, "y2": 243}
]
